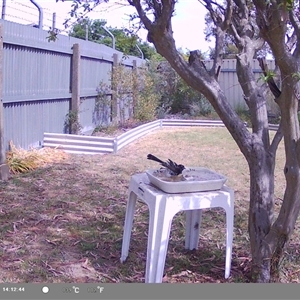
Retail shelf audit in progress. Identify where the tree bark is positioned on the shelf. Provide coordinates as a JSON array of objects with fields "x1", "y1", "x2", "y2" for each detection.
[
  {"x1": 247, "y1": 149, "x2": 275, "y2": 282},
  {"x1": 266, "y1": 88, "x2": 300, "y2": 281},
  {"x1": 248, "y1": 88, "x2": 300, "y2": 282}
]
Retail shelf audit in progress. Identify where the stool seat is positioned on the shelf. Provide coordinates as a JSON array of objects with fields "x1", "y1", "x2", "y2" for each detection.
[{"x1": 120, "y1": 173, "x2": 234, "y2": 283}]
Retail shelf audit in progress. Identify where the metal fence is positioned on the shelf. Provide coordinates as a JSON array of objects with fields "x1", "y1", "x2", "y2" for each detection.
[
  {"x1": 44, "y1": 119, "x2": 279, "y2": 155},
  {"x1": 204, "y1": 59, "x2": 277, "y2": 111},
  {"x1": 43, "y1": 132, "x2": 116, "y2": 155},
  {"x1": 0, "y1": 19, "x2": 278, "y2": 152},
  {"x1": 44, "y1": 119, "x2": 225, "y2": 155},
  {"x1": 0, "y1": 19, "x2": 144, "y2": 151}
]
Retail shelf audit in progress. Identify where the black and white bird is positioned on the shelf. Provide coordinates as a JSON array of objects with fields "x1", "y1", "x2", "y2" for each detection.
[{"x1": 147, "y1": 154, "x2": 185, "y2": 176}]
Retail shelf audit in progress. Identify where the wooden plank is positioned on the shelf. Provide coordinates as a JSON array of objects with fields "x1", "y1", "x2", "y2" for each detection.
[
  {"x1": 0, "y1": 23, "x2": 9, "y2": 180},
  {"x1": 132, "y1": 59, "x2": 137, "y2": 118},
  {"x1": 111, "y1": 53, "x2": 119, "y2": 124},
  {"x1": 70, "y1": 43, "x2": 80, "y2": 134},
  {"x1": 0, "y1": 23, "x2": 4, "y2": 164}
]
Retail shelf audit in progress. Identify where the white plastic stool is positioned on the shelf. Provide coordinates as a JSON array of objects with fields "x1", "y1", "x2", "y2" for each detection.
[{"x1": 120, "y1": 173, "x2": 234, "y2": 283}]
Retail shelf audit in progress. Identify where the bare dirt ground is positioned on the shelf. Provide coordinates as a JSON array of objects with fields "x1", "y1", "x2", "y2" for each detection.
[{"x1": 0, "y1": 127, "x2": 299, "y2": 283}]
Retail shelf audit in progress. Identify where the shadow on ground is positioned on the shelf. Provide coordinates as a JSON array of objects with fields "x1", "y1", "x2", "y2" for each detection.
[
  {"x1": 1, "y1": 127, "x2": 299, "y2": 283},
  {"x1": 0, "y1": 159, "x2": 252, "y2": 283}
]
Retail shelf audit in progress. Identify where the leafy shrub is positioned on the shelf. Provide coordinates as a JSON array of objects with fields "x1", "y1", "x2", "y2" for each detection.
[
  {"x1": 97, "y1": 61, "x2": 161, "y2": 124},
  {"x1": 134, "y1": 63, "x2": 160, "y2": 121},
  {"x1": 156, "y1": 60, "x2": 214, "y2": 116},
  {"x1": 64, "y1": 110, "x2": 82, "y2": 134},
  {"x1": 97, "y1": 58, "x2": 215, "y2": 125}
]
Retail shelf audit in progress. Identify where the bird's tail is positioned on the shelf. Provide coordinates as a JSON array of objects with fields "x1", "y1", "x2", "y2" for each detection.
[{"x1": 147, "y1": 154, "x2": 165, "y2": 164}]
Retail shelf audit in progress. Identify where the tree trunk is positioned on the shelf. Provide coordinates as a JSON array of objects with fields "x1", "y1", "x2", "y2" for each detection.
[
  {"x1": 266, "y1": 87, "x2": 300, "y2": 280},
  {"x1": 260, "y1": 176, "x2": 300, "y2": 282},
  {"x1": 247, "y1": 89, "x2": 300, "y2": 282},
  {"x1": 247, "y1": 148, "x2": 275, "y2": 282},
  {"x1": 266, "y1": 161, "x2": 300, "y2": 281}
]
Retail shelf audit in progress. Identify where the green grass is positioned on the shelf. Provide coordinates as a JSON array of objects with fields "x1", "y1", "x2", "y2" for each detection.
[{"x1": 0, "y1": 126, "x2": 298, "y2": 283}]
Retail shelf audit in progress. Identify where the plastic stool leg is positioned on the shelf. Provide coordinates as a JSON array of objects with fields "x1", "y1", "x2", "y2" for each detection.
[
  {"x1": 224, "y1": 188, "x2": 234, "y2": 279},
  {"x1": 185, "y1": 210, "x2": 192, "y2": 249},
  {"x1": 225, "y1": 204, "x2": 234, "y2": 278},
  {"x1": 120, "y1": 191, "x2": 137, "y2": 263},
  {"x1": 145, "y1": 198, "x2": 174, "y2": 283},
  {"x1": 185, "y1": 209, "x2": 202, "y2": 250}
]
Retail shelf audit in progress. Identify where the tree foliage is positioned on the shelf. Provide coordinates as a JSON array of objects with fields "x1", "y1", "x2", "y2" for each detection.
[
  {"x1": 69, "y1": 17, "x2": 157, "y2": 59},
  {"x1": 96, "y1": 62, "x2": 161, "y2": 124}
]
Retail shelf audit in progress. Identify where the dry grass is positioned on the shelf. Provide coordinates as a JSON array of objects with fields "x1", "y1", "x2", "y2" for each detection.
[
  {"x1": 6, "y1": 141, "x2": 68, "y2": 174},
  {"x1": 0, "y1": 127, "x2": 300, "y2": 283}
]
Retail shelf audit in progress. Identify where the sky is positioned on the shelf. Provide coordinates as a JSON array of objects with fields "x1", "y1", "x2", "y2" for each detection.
[{"x1": 3, "y1": 0, "x2": 212, "y2": 53}]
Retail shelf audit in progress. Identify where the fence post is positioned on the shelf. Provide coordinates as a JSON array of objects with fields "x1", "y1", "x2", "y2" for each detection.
[
  {"x1": 70, "y1": 43, "x2": 80, "y2": 134},
  {"x1": 132, "y1": 59, "x2": 137, "y2": 119},
  {"x1": 111, "y1": 53, "x2": 119, "y2": 125},
  {"x1": 0, "y1": 24, "x2": 9, "y2": 180}
]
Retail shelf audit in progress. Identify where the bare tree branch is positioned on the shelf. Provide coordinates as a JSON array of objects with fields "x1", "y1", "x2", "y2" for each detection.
[
  {"x1": 289, "y1": 9, "x2": 300, "y2": 33},
  {"x1": 130, "y1": 0, "x2": 153, "y2": 30},
  {"x1": 210, "y1": 28, "x2": 225, "y2": 78},
  {"x1": 258, "y1": 57, "x2": 281, "y2": 99},
  {"x1": 254, "y1": 1, "x2": 287, "y2": 57},
  {"x1": 286, "y1": 32, "x2": 297, "y2": 53},
  {"x1": 233, "y1": 0, "x2": 248, "y2": 18},
  {"x1": 160, "y1": 0, "x2": 176, "y2": 30},
  {"x1": 229, "y1": 22, "x2": 243, "y2": 47},
  {"x1": 270, "y1": 121, "x2": 283, "y2": 156},
  {"x1": 152, "y1": 0, "x2": 163, "y2": 17},
  {"x1": 201, "y1": 0, "x2": 233, "y2": 79},
  {"x1": 222, "y1": 0, "x2": 233, "y2": 31},
  {"x1": 252, "y1": 0, "x2": 268, "y2": 10},
  {"x1": 289, "y1": 9, "x2": 300, "y2": 59}
]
